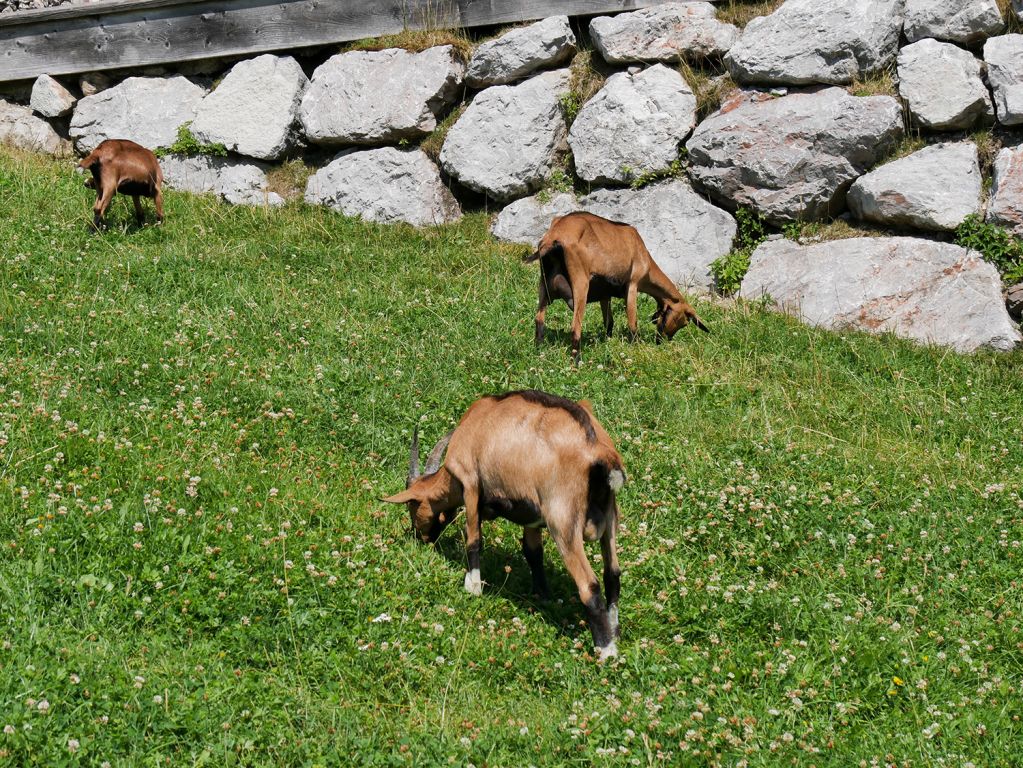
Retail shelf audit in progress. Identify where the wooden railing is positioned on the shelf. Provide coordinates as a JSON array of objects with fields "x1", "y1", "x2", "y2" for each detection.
[{"x1": 0, "y1": 0, "x2": 674, "y2": 83}]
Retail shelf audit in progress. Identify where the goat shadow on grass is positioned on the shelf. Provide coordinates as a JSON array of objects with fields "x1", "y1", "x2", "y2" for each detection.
[{"x1": 432, "y1": 531, "x2": 595, "y2": 642}]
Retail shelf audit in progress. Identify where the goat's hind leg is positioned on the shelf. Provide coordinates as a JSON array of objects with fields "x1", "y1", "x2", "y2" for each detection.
[
  {"x1": 535, "y1": 276, "x2": 550, "y2": 347},
  {"x1": 521, "y1": 527, "x2": 550, "y2": 600},
  {"x1": 551, "y1": 518, "x2": 615, "y2": 660},
  {"x1": 600, "y1": 299, "x2": 613, "y2": 339},
  {"x1": 132, "y1": 195, "x2": 145, "y2": 226},
  {"x1": 92, "y1": 183, "x2": 116, "y2": 231},
  {"x1": 600, "y1": 510, "x2": 621, "y2": 639}
]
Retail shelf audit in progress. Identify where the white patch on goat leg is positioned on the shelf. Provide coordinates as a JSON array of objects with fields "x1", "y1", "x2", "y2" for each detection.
[
  {"x1": 464, "y1": 568, "x2": 483, "y2": 596},
  {"x1": 608, "y1": 604, "x2": 619, "y2": 636},
  {"x1": 596, "y1": 641, "x2": 618, "y2": 662}
]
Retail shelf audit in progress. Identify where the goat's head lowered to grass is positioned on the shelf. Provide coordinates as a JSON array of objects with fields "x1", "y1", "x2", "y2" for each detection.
[{"x1": 385, "y1": 427, "x2": 456, "y2": 543}]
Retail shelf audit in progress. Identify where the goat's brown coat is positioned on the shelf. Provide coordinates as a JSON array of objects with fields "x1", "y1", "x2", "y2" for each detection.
[
  {"x1": 78, "y1": 139, "x2": 164, "y2": 229},
  {"x1": 384, "y1": 390, "x2": 625, "y2": 659},
  {"x1": 525, "y1": 211, "x2": 708, "y2": 362}
]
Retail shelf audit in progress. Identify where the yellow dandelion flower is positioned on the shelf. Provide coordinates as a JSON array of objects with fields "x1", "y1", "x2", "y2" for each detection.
[{"x1": 892, "y1": 676, "x2": 904, "y2": 686}]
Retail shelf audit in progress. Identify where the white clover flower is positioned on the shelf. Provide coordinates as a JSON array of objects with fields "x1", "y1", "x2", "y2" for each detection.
[{"x1": 67, "y1": 738, "x2": 80, "y2": 753}]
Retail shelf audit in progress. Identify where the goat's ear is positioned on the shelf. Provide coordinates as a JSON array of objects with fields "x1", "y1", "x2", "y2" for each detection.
[{"x1": 382, "y1": 488, "x2": 420, "y2": 504}]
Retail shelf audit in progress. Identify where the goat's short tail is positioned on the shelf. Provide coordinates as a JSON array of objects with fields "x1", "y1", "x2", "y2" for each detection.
[{"x1": 523, "y1": 237, "x2": 561, "y2": 264}]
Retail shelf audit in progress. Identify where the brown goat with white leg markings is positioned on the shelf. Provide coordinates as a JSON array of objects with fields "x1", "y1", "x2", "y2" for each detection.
[
  {"x1": 525, "y1": 211, "x2": 709, "y2": 363},
  {"x1": 78, "y1": 139, "x2": 164, "y2": 229},
  {"x1": 383, "y1": 390, "x2": 626, "y2": 661}
]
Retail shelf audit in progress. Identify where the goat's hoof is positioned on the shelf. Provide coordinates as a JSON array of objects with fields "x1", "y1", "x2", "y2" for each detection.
[
  {"x1": 595, "y1": 642, "x2": 618, "y2": 662},
  {"x1": 463, "y1": 569, "x2": 483, "y2": 597}
]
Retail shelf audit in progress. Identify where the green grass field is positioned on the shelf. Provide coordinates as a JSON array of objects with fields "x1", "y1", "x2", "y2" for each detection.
[{"x1": 1, "y1": 148, "x2": 1021, "y2": 767}]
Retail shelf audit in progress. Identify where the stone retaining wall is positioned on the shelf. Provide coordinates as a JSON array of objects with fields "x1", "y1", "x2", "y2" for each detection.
[{"x1": 1, "y1": 0, "x2": 1021, "y2": 352}]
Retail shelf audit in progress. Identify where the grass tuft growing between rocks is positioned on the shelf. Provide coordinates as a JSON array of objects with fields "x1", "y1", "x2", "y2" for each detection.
[
  {"x1": 678, "y1": 59, "x2": 739, "y2": 121},
  {"x1": 265, "y1": 159, "x2": 314, "y2": 202},
  {"x1": 849, "y1": 64, "x2": 898, "y2": 98},
  {"x1": 419, "y1": 105, "x2": 465, "y2": 163},
  {"x1": 344, "y1": 28, "x2": 474, "y2": 60},
  {"x1": 1, "y1": 147, "x2": 1022, "y2": 766},
  {"x1": 716, "y1": 0, "x2": 785, "y2": 27}
]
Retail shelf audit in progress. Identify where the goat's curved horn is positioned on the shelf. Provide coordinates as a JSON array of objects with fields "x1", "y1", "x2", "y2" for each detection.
[
  {"x1": 407, "y1": 426, "x2": 421, "y2": 488},
  {"x1": 424, "y1": 430, "x2": 453, "y2": 475}
]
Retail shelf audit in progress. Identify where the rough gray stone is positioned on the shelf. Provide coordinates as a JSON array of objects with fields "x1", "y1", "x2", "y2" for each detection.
[
  {"x1": 589, "y1": 2, "x2": 739, "y2": 64},
  {"x1": 1015, "y1": 0, "x2": 1023, "y2": 20},
  {"x1": 987, "y1": 145, "x2": 1023, "y2": 234},
  {"x1": 440, "y1": 69, "x2": 570, "y2": 202},
  {"x1": 984, "y1": 34, "x2": 1023, "y2": 126},
  {"x1": 490, "y1": 192, "x2": 579, "y2": 244},
  {"x1": 190, "y1": 55, "x2": 307, "y2": 161},
  {"x1": 568, "y1": 64, "x2": 695, "y2": 185},
  {"x1": 305, "y1": 147, "x2": 461, "y2": 227},
  {"x1": 30, "y1": 74, "x2": 76, "y2": 118},
  {"x1": 686, "y1": 87, "x2": 904, "y2": 224},
  {"x1": 725, "y1": 0, "x2": 904, "y2": 86},
  {"x1": 78, "y1": 72, "x2": 111, "y2": 98},
  {"x1": 740, "y1": 237, "x2": 1022, "y2": 352},
  {"x1": 904, "y1": 0, "x2": 1004, "y2": 45},
  {"x1": 466, "y1": 16, "x2": 576, "y2": 87},
  {"x1": 578, "y1": 180, "x2": 737, "y2": 289},
  {"x1": 847, "y1": 142, "x2": 982, "y2": 231},
  {"x1": 69, "y1": 76, "x2": 206, "y2": 154},
  {"x1": 0, "y1": 99, "x2": 69, "y2": 155},
  {"x1": 898, "y1": 39, "x2": 993, "y2": 131},
  {"x1": 300, "y1": 46, "x2": 465, "y2": 146},
  {"x1": 1007, "y1": 282, "x2": 1023, "y2": 320},
  {"x1": 160, "y1": 154, "x2": 284, "y2": 207}
]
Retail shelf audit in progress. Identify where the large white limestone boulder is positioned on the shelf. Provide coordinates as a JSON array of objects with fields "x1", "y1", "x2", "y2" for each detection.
[
  {"x1": 686, "y1": 88, "x2": 904, "y2": 224},
  {"x1": 69, "y1": 76, "x2": 207, "y2": 154},
  {"x1": 30, "y1": 74, "x2": 76, "y2": 118},
  {"x1": 305, "y1": 147, "x2": 461, "y2": 227},
  {"x1": 160, "y1": 154, "x2": 284, "y2": 207},
  {"x1": 589, "y1": 3, "x2": 739, "y2": 64},
  {"x1": 190, "y1": 55, "x2": 308, "y2": 161},
  {"x1": 568, "y1": 64, "x2": 695, "y2": 185},
  {"x1": 300, "y1": 46, "x2": 465, "y2": 146},
  {"x1": 725, "y1": 0, "x2": 905, "y2": 86},
  {"x1": 0, "y1": 99, "x2": 70, "y2": 155},
  {"x1": 897, "y1": 39, "x2": 993, "y2": 131},
  {"x1": 984, "y1": 34, "x2": 1023, "y2": 126},
  {"x1": 904, "y1": 0, "x2": 1004, "y2": 45},
  {"x1": 466, "y1": 16, "x2": 576, "y2": 87},
  {"x1": 740, "y1": 237, "x2": 1021, "y2": 352},
  {"x1": 847, "y1": 142, "x2": 982, "y2": 231},
  {"x1": 439, "y1": 69, "x2": 570, "y2": 202}
]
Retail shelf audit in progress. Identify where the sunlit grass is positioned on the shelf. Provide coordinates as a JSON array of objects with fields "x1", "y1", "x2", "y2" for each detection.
[{"x1": 0, "y1": 148, "x2": 1021, "y2": 766}]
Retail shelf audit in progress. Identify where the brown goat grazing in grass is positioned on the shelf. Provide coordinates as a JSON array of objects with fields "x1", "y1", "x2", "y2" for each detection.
[
  {"x1": 525, "y1": 211, "x2": 709, "y2": 363},
  {"x1": 77, "y1": 139, "x2": 164, "y2": 229},
  {"x1": 384, "y1": 390, "x2": 626, "y2": 660}
]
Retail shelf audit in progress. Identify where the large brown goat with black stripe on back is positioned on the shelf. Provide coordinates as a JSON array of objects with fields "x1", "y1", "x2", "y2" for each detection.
[
  {"x1": 383, "y1": 390, "x2": 626, "y2": 661},
  {"x1": 77, "y1": 139, "x2": 164, "y2": 229},
  {"x1": 526, "y1": 211, "x2": 709, "y2": 363}
]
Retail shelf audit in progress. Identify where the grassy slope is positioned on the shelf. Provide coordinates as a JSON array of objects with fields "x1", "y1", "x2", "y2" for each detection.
[{"x1": 0, "y1": 148, "x2": 1021, "y2": 767}]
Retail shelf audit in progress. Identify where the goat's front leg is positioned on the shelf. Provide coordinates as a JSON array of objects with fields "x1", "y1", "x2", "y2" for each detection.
[
  {"x1": 552, "y1": 521, "x2": 615, "y2": 660},
  {"x1": 535, "y1": 276, "x2": 550, "y2": 347},
  {"x1": 600, "y1": 299, "x2": 613, "y2": 339},
  {"x1": 463, "y1": 485, "x2": 483, "y2": 596},
  {"x1": 568, "y1": 275, "x2": 590, "y2": 365},
  {"x1": 132, "y1": 195, "x2": 145, "y2": 226},
  {"x1": 625, "y1": 283, "x2": 640, "y2": 342},
  {"x1": 521, "y1": 527, "x2": 549, "y2": 600}
]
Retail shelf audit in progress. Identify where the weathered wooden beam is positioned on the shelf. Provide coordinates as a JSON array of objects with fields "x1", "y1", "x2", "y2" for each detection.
[{"x1": 0, "y1": 0, "x2": 676, "y2": 84}]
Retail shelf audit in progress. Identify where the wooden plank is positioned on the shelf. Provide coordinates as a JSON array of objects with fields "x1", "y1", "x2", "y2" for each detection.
[{"x1": 0, "y1": 0, "x2": 676, "y2": 84}]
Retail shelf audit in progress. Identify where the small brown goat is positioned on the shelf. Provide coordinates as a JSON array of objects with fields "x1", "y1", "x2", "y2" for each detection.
[
  {"x1": 383, "y1": 390, "x2": 626, "y2": 660},
  {"x1": 78, "y1": 139, "x2": 164, "y2": 229},
  {"x1": 525, "y1": 211, "x2": 709, "y2": 363}
]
